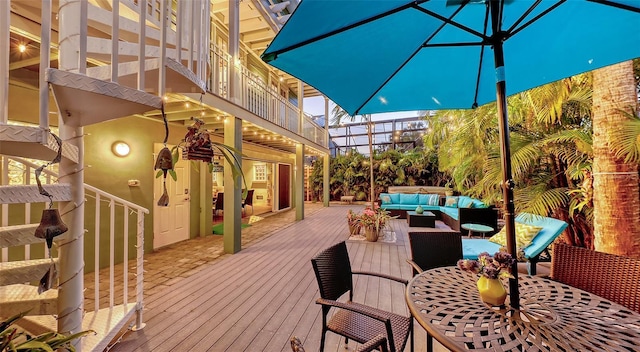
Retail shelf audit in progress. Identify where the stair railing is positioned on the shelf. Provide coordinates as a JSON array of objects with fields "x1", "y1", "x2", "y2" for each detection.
[{"x1": 2, "y1": 156, "x2": 147, "y2": 327}]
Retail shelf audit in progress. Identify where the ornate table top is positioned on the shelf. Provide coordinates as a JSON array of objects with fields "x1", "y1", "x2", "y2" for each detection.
[{"x1": 406, "y1": 266, "x2": 640, "y2": 351}]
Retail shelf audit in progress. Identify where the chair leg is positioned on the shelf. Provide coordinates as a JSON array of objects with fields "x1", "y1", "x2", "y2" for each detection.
[
  {"x1": 426, "y1": 333, "x2": 433, "y2": 352},
  {"x1": 320, "y1": 328, "x2": 327, "y2": 352},
  {"x1": 411, "y1": 319, "x2": 415, "y2": 352}
]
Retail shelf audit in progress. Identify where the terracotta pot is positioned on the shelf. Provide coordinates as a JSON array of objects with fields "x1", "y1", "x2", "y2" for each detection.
[
  {"x1": 364, "y1": 227, "x2": 379, "y2": 242},
  {"x1": 476, "y1": 276, "x2": 507, "y2": 306}
]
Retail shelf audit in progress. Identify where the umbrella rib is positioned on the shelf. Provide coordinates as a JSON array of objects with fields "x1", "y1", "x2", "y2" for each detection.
[
  {"x1": 262, "y1": 2, "x2": 418, "y2": 60},
  {"x1": 508, "y1": 0, "x2": 567, "y2": 38},
  {"x1": 353, "y1": 1, "x2": 481, "y2": 115},
  {"x1": 413, "y1": 1, "x2": 488, "y2": 41},
  {"x1": 588, "y1": 0, "x2": 640, "y2": 13},
  {"x1": 472, "y1": 4, "x2": 492, "y2": 109}
]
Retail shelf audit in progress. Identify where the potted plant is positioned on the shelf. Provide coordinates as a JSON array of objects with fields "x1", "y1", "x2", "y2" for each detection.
[
  {"x1": 346, "y1": 209, "x2": 361, "y2": 236},
  {"x1": 445, "y1": 180, "x2": 454, "y2": 196},
  {"x1": 358, "y1": 206, "x2": 393, "y2": 242}
]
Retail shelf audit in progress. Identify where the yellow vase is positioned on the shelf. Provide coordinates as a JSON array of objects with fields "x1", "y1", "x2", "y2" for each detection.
[{"x1": 476, "y1": 276, "x2": 507, "y2": 306}]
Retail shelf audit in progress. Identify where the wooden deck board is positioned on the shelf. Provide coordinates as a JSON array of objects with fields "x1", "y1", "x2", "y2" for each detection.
[{"x1": 112, "y1": 206, "x2": 442, "y2": 352}]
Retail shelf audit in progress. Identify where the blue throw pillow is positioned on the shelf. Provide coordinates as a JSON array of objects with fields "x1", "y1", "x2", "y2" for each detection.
[
  {"x1": 426, "y1": 194, "x2": 440, "y2": 206},
  {"x1": 380, "y1": 194, "x2": 392, "y2": 204},
  {"x1": 445, "y1": 196, "x2": 458, "y2": 208}
]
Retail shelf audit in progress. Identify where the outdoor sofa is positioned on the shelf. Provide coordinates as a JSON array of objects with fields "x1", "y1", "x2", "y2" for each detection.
[
  {"x1": 462, "y1": 213, "x2": 568, "y2": 275},
  {"x1": 378, "y1": 193, "x2": 498, "y2": 233}
]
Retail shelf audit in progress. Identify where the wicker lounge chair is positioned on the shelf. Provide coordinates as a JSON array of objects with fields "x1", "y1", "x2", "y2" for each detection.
[
  {"x1": 290, "y1": 335, "x2": 388, "y2": 352},
  {"x1": 311, "y1": 241, "x2": 413, "y2": 352},
  {"x1": 407, "y1": 231, "x2": 462, "y2": 275},
  {"x1": 550, "y1": 243, "x2": 640, "y2": 313}
]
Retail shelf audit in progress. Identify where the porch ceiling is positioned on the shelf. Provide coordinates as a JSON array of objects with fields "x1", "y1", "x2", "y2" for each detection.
[{"x1": 141, "y1": 95, "x2": 325, "y2": 158}]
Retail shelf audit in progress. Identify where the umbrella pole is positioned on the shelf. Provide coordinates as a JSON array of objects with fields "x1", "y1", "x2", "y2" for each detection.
[{"x1": 491, "y1": 0, "x2": 520, "y2": 310}]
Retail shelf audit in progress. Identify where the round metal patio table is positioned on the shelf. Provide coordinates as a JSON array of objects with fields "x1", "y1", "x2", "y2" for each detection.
[{"x1": 406, "y1": 266, "x2": 640, "y2": 351}]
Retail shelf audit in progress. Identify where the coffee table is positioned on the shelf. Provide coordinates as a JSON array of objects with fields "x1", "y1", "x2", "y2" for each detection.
[
  {"x1": 461, "y1": 223, "x2": 494, "y2": 238},
  {"x1": 407, "y1": 211, "x2": 436, "y2": 228}
]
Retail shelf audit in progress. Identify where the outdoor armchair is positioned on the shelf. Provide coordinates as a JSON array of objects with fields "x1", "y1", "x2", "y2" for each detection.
[
  {"x1": 407, "y1": 231, "x2": 462, "y2": 275},
  {"x1": 311, "y1": 241, "x2": 413, "y2": 352},
  {"x1": 550, "y1": 243, "x2": 640, "y2": 313}
]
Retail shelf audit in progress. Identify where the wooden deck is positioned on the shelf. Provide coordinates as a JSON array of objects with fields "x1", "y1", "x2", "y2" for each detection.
[{"x1": 111, "y1": 206, "x2": 444, "y2": 352}]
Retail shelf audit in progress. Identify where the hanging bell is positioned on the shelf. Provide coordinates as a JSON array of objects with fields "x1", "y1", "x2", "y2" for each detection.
[
  {"x1": 154, "y1": 146, "x2": 174, "y2": 176},
  {"x1": 35, "y1": 208, "x2": 69, "y2": 249}
]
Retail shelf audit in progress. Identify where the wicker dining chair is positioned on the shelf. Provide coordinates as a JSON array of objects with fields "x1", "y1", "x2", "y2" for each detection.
[
  {"x1": 290, "y1": 334, "x2": 388, "y2": 352},
  {"x1": 311, "y1": 241, "x2": 413, "y2": 352},
  {"x1": 407, "y1": 231, "x2": 463, "y2": 276},
  {"x1": 550, "y1": 243, "x2": 640, "y2": 313}
]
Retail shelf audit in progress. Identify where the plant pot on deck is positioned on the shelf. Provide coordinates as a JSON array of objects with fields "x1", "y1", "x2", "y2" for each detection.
[{"x1": 364, "y1": 227, "x2": 379, "y2": 242}]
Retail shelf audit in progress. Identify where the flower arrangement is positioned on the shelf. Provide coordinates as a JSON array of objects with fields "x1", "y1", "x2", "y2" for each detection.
[
  {"x1": 358, "y1": 205, "x2": 392, "y2": 231},
  {"x1": 347, "y1": 209, "x2": 359, "y2": 227},
  {"x1": 457, "y1": 251, "x2": 515, "y2": 279}
]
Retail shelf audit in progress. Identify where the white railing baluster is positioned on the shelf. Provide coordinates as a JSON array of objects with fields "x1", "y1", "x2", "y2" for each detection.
[
  {"x1": 123, "y1": 205, "x2": 129, "y2": 306},
  {"x1": 94, "y1": 193, "x2": 100, "y2": 311},
  {"x1": 109, "y1": 199, "x2": 115, "y2": 308},
  {"x1": 135, "y1": 210, "x2": 145, "y2": 329}
]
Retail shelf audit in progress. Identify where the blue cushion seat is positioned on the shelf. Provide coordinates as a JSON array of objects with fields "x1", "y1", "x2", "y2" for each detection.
[{"x1": 462, "y1": 213, "x2": 568, "y2": 274}]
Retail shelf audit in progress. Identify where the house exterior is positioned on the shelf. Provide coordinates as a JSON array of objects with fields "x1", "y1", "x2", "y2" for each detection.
[{"x1": 0, "y1": 0, "x2": 330, "y2": 350}]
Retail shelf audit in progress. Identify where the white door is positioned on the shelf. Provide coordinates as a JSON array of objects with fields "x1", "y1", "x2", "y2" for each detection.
[{"x1": 153, "y1": 144, "x2": 190, "y2": 249}]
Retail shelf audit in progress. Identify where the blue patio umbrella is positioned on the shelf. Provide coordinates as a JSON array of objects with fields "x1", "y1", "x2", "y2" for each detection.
[{"x1": 261, "y1": 0, "x2": 640, "y2": 308}]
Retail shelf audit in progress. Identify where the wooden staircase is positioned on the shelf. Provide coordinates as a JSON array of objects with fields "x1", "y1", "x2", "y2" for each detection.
[{"x1": 2, "y1": 0, "x2": 209, "y2": 350}]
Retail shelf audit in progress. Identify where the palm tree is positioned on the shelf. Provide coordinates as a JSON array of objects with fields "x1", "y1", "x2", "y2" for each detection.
[
  {"x1": 331, "y1": 106, "x2": 375, "y2": 208},
  {"x1": 591, "y1": 60, "x2": 640, "y2": 257}
]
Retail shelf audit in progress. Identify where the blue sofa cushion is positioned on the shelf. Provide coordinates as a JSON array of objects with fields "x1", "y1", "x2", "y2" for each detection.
[
  {"x1": 400, "y1": 194, "x2": 419, "y2": 205},
  {"x1": 440, "y1": 206, "x2": 459, "y2": 220},
  {"x1": 418, "y1": 194, "x2": 430, "y2": 205},
  {"x1": 389, "y1": 193, "x2": 401, "y2": 203},
  {"x1": 458, "y1": 196, "x2": 474, "y2": 208}
]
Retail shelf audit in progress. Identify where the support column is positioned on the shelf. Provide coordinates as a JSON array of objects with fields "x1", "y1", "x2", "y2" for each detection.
[
  {"x1": 199, "y1": 162, "x2": 211, "y2": 237},
  {"x1": 295, "y1": 143, "x2": 304, "y2": 220},
  {"x1": 224, "y1": 116, "x2": 242, "y2": 253},
  {"x1": 323, "y1": 97, "x2": 330, "y2": 207},
  {"x1": 57, "y1": 0, "x2": 84, "y2": 347},
  {"x1": 228, "y1": 0, "x2": 241, "y2": 105}
]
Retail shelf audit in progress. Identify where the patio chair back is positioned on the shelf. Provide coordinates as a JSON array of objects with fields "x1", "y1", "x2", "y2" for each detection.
[
  {"x1": 551, "y1": 243, "x2": 640, "y2": 313},
  {"x1": 310, "y1": 241, "x2": 412, "y2": 352},
  {"x1": 311, "y1": 241, "x2": 354, "y2": 301},
  {"x1": 408, "y1": 232, "x2": 462, "y2": 275}
]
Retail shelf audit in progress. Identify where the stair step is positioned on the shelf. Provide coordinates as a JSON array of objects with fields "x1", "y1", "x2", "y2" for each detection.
[
  {"x1": 0, "y1": 224, "x2": 42, "y2": 248},
  {"x1": 0, "y1": 258, "x2": 59, "y2": 286},
  {"x1": 0, "y1": 125, "x2": 79, "y2": 163},
  {"x1": 45, "y1": 68, "x2": 163, "y2": 127},
  {"x1": 85, "y1": 57, "x2": 206, "y2": 95},
  {"x1": 18, "y1": 304, "x2": 137, "y2": 352},
  {"x1": 0, "y1": 184, "x2": 72, "y2": 204},
  {"x1": 0, "y1": 284, "x2": 58, "y2": 317}
]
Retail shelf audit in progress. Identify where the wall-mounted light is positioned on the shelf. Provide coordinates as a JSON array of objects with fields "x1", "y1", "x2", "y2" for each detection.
[{"x1": 112, "y1": 141, "x2": 130, "y2": 157}]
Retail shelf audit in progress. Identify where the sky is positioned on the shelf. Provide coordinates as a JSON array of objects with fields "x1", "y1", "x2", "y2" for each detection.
[{"x1": 303, "y1": 96, "x2": 421, "y2": 123}]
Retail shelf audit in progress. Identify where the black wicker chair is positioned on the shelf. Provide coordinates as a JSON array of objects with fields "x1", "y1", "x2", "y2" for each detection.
[
  {"x1": 311, "y1": 241, "x2": 413, "y2": 352},
  {"x1": 407, "y1": 231, "x2": 463, "y2": 275}
]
